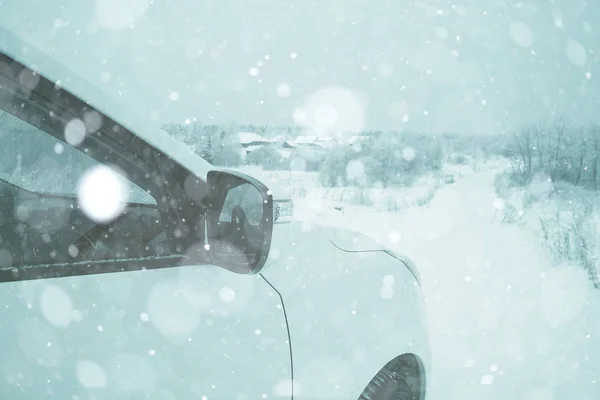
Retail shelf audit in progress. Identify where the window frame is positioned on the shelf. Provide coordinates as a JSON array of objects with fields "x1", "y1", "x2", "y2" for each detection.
[{"x1": 0, "y1": 51, "x2": 208, "y2": 282}]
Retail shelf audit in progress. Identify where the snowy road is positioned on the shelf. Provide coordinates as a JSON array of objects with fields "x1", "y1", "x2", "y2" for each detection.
[{"x1": 297, "y1": 169, "x2": 600, "y2": 399}]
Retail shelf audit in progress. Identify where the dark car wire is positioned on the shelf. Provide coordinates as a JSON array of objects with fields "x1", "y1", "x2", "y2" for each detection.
[{"x1": 260, "y1": 273, "x2": 294, "y2": 400}]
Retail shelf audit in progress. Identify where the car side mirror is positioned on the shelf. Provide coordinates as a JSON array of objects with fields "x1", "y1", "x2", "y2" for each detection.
[{"x1": 204, "y1": 170, "x2": 274, "y2": 274}]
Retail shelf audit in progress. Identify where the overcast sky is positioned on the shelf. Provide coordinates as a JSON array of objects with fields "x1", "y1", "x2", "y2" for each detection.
[{"x1": 1, "y1": 0, "x2": 599, "y2": 135}]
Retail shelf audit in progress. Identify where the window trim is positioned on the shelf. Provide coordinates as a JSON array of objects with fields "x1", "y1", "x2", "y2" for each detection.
[{"x1": 0, "y1": 51, "x2": 209, "y2": 282}]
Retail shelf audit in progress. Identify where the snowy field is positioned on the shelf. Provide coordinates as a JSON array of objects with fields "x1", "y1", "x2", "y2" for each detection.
[{"x1": 240, "y1": 163, "x2": 600, "y2": 399}]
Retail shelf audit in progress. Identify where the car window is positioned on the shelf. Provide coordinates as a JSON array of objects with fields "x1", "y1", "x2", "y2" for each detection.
[
  {"x1": 0, "y1": 98, "x2": 173, "y2": 270},
  {"x1": 0, "y1": 109, "x2": 155, "y2": 204}
]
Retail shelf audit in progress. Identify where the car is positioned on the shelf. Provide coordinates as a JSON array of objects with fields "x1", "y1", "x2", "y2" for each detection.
[{"x1": 0, "y1": 28, "x2": 430, "y2": 400}]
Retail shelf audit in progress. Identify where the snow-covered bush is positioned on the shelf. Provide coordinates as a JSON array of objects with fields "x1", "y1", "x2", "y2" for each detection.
[
  {"x1": 503, "y1": 120, "x2": 600, "y2": 190},
  {"x1": 318, "y1": 146, "x2": 355, "y2": 187},
  {"x1": 245, "y1": 146, "x2": 286, "y2": 170},
  {"x1": 536, "y1": 186, "x2": 600, "y2": 287},
  {"x1": 451, "y1": 154, "x2": 468, "y2": 164},
  {"x1": 495, "y1": 168, "x2": 600, "y2": 287},
  {"x1": 319, "y1": 133, "x2": 443, "y2": 189}
]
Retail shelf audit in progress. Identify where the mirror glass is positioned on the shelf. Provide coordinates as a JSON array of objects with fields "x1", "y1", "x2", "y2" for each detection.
[
  {"x1": 209, "y1": 180, "x2": 269, "y2": 273},
  {"x1": 218, "y1": 183, "x2": 263, "y2": 227}
]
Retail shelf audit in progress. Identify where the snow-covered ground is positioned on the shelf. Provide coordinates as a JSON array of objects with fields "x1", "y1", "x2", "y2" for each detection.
[
  {"x1": 236, "y1": 162, "x2": 474, "y2": 212},
  {"x1": 295, "y1": 168, "x2": 600, "y2": 399}
]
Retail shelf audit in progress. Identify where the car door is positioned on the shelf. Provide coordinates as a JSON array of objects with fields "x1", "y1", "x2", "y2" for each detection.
[{"x1": 0, "y1": 50, "x2": 292, "y2": 399}]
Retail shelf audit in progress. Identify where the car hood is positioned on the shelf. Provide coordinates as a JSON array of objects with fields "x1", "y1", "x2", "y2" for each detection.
[
  {"x1": 317, "y1": 224, "x2": 421, "y2": 283},
  {"x1": 272, "y1": 222, "x2": 422, "y2": 283},
  {"x1": 316, "y1": 224, "x2": 385, "y2": 252}
]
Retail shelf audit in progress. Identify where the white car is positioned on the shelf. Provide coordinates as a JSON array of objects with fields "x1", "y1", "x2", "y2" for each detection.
[{"x1": 0, "y1": 28, "x2": 430, "y2": 400}]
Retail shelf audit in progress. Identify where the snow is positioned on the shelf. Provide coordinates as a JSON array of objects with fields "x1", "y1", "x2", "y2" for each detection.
[
  {"x1": 94, "y1": 0, "x2": 150, "y2": 31},
  {"x1": 509, "y1": 21, "x2": 534, "y2": 48},
  {"x1": 237, "y1": 132, "x2": 271, "y2": 145},
  {"x1": 377, "y1": 62, "x2": 394, "y2": 77},
  {"x1": 345, "y1": 159, "x2": 365, "y2": 181},
  {"x1": 64, "y1": 119, "x2": 86, "y2": 146},
  {"x1": 314, "y1": 103, "x2": 339, "y2": 127},
  {"x1": 290, "y1": 157, "x2": 307, "y2": 171},
  {"x1": 402, "y1": 146, "x2": 416, "y2": 161},
  {"x1": 77, "y1": 165, "x2": 129, "y2": 223},
  {"x1": 434, "y1": 27, "x2": 448, "y2": 40},
  {"x1": 294, "y1": 135, "x2": 317, "y2": 144},
  {"x1": 100, "y1": 71, "x2": 111, "y2": 83},
  {"x1": 296, "y1": 86, "x2": 366, "y2": 133},
  {"x1": 218, "y1": 287, "x2": 236, "y2": 303},
  {"x1": 276, "y1": 83, "x2": 291, "y2": 97},
  {"x1": 566, "y1": 39, "x2": 587, "y2": 67},
  {"x1": 84, "y1": 110, "x2": 104, "y2": 132},
  {"x1": 76, "y1": 360, "x2": 108, "y2": 388},
  {"x1": 147, "y1": 280, "x2": 202, "y2": 338},
  {"x1": 40, "y1": 284, "x2": 73, "y2": 328}
]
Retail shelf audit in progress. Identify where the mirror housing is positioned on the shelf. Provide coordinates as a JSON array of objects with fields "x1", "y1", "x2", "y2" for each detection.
[{"x1": 203, "y1": 170, "x2": 274, "y2": 274}]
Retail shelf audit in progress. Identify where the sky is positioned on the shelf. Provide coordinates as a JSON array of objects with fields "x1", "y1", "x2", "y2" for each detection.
[{"x1": 1, "y1": 0, "x2": 599, "y2": 135}]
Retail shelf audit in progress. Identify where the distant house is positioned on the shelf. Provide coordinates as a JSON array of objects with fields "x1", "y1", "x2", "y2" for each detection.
[
  {"x1": 271, "y1": 135, "x2": 287, "y2": 144},
  {"x1": 237, "y1": 132, "x2": 272, "y2": 148},
  {"x1": 294, "y1": 135, "x2": 323, "y2": 149},
  {"x1": 315, "y1": 136, "x2": 336, "y2": 149},
  {"x1": 294, "y1": 135, "x2": 316, "y2": 145},
  {"x1": 244, "y1": 144, "x2": 266, "y2": 154},
  {"x1": 281, "y1": 140, "x2": 297, "y2": 149}
]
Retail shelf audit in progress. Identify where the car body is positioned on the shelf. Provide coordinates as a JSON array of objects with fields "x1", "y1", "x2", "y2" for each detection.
[{"x1": 0, "y1": 28, "x2": 430, "y2": 400}]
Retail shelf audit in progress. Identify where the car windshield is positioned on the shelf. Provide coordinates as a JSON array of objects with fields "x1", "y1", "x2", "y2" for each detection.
[{"x1": 1, "y1": 1, "x2": 600, "y2": 399}]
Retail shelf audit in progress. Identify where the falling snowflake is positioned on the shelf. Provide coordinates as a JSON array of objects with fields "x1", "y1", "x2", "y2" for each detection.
[
  {"x1": 566, "y1": 39, "x2": 587, "y2": 67},
  {"x1": 509, "y1": 21, "x2": 534, "y2": 47},
  {"x1": 276, "y1": 83, "x2": 291, "y2": 97},
  {"x1": 64, "y1": 119, "x2": 86, "y2": 146},
  {"x1": 402, "y1": 147, "x2": 416, "y2": 161},
  {"x1": 77, "y1": 165, "x2": 129, "y2": 223},
  {"x1": 76, "y1": 360, "x2": 107, "y2": 389}
]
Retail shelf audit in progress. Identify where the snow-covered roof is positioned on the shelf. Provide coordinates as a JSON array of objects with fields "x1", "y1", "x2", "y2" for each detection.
[
  {"x1": 316, "y1": 136, "x2": 336, "y2": 142},
  {"x1": 244, "y1": 145, "x2": 266, "y2": 153},
  {"x1": 271, "y1": 135, "x2": 287, "y2": 143},
  {"x1": 294, "y1": 135, "x2": 317, "y2": 144},
  {"x1": 237, "y1": 132, "x2": 271, "y2": 144}
]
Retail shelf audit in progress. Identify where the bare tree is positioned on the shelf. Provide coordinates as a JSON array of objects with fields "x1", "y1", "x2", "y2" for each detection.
[
  {"x1": 514, "y1": 125, "x2": 533, "y2": 176},
  {"x1": 533, "y1": 121, "x2": 546, "y2": 172},
  {"x1": 573, "y1": 127, "x2": 586, "y2": 186},
  {"x1": 550, "y1": 117, "x2": 567, "y2": 180},
  {"x1": 589, "y1": 124, "x2": 600, "y2": 190}
]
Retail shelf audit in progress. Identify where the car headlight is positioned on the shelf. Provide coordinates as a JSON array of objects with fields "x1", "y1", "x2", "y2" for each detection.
[{"x1": 274, "y1": 200, "x2": 293, "y2": 223}]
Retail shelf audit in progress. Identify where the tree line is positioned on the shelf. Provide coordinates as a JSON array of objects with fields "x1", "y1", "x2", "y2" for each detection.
[{"x1": 503, "y1": 118, "x2": 600, "y2": 190}]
